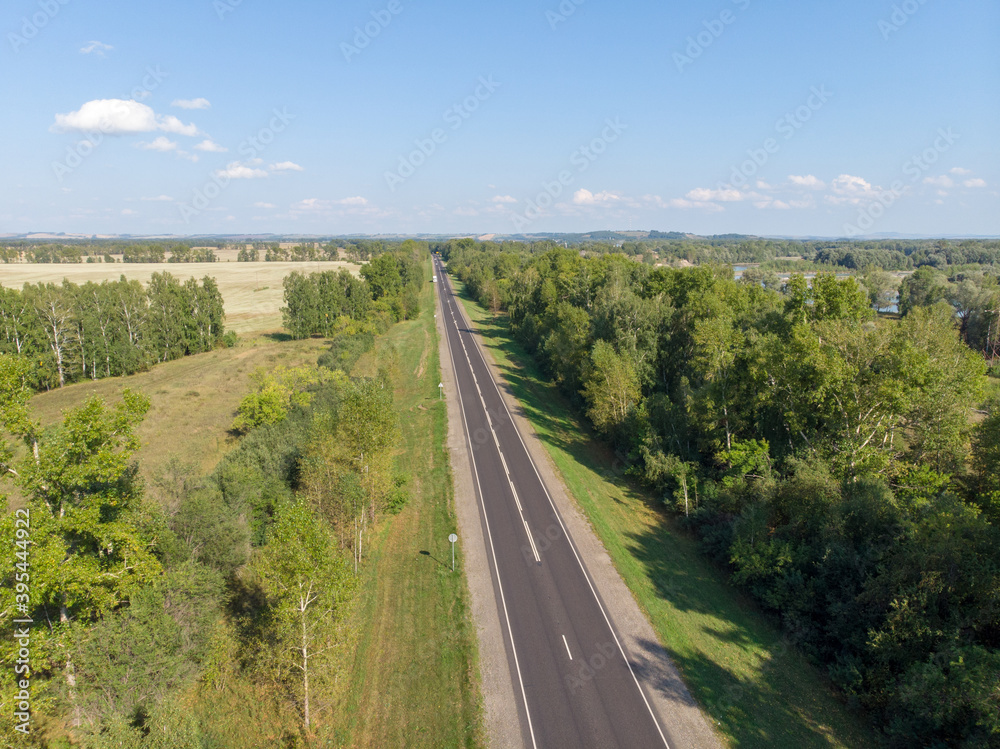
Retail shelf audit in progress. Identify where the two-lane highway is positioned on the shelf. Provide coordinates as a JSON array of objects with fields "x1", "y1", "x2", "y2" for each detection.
[{"x1": 434, "y1": 256, "x2": 673, "y2": 749}]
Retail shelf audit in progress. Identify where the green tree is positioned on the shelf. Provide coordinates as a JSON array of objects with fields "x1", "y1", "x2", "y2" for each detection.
[
  {"x1": 899, "y1": 266, "x2": 950, "y2": 316},
  {"x1": 251, "y1": 501, "x2": 353, "y2": 732},
  {"x1": 861, "y1": 267, "x2": 899, "y2": 312},
  {"x1": 360, "y1": 253, "x2": 402, "y2": 301},
  {"x1": 581, "y1": 340, "x2": 641, "y2": 435}
]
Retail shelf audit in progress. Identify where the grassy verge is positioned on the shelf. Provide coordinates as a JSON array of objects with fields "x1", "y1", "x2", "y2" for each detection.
[
  {"x1": 334, "y1": 260, "x2": 483, "y2": 747},
  {"x1": 453, "y1": 282, "x2": 878, "y2": 749}
]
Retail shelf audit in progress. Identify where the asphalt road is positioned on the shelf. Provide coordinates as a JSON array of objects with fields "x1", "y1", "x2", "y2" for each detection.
[{"x1": 434, "y1": 257, "x2": 674, "y2": 749}]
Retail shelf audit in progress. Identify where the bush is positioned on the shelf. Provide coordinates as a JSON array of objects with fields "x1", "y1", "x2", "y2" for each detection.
[{"x1": 386, "y1": 473, "x2": 410, "y2": 514}]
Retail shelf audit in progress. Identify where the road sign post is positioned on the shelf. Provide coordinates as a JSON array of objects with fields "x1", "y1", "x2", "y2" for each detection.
[
  {"x1": 438, "y1": 382, "x2": 444, "y2": 400},
  {"x1": 449, "y1": 533, "x2": 458, "y2": 571}
]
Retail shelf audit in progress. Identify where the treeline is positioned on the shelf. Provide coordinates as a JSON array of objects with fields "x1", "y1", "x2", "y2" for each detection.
[
  {"x1": 0, "y1": 273, "x2": 228, "y2": 390},
  {"x1": 444, "y1": 241, "x2": 1000, "y2": 747},
  {"x1": 441, "y1": 235, "x2": 1000, "y2": 272},
  {"x1": 0, "y1": 242, "x2": 223, "y2": 264},
  {"x1": 281, "y1": 244, "x2": 424, "y2": 339},
  {"x1": 0, "y1": 326, "x2": 405, "y2": 745},
  {"x1": 900, "y1": 267, "x2": 1000, "y2": 359}
]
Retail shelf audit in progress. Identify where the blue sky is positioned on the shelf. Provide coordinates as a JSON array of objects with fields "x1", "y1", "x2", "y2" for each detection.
[{"x1": 1, "y1": 0, "x2": 997, "y2": 237}]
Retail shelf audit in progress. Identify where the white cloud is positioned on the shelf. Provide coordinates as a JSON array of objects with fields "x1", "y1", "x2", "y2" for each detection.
[
  {"x1": 924, "y1": 175, "x2": 954, "y2": 188},
  {"x1": 288, "y1": 197, "x2": 373, "y2": 217},
  {"x1": 826, "y1": 174, "x2": 878, "y2": 205},
  {"x1": 491, "y1": 194, "x2": 517, "y2": 204},
  {"x1": 156, "y1": 115, "x2": 200, "y2": 136},
  {"x1": 454, "y1": 206, "x2": 479, "y2": 216},
  {"x1": 573, "y1": 189, "x2": 623, "y2": 205},
  {"x1": 788, "y1": 174, "x2": 826, "y2": 189},
  {"x1": 667, "y1": 197, "x2": 724, "y2": 212},
  {"x1": 172, "y1": 98, "x2": 211, "y2": 110},
  {"x1": 965, "y1": 178, "x2": 988, "y2": 188},
  {"x1": 141, "y1": 195, "x2": 174, "y2": 202},
  {"x1": 121, "y1": 208, "x2": 137, "y2": 215},
  {"x1": 254, "y1": 202, "x2": 276, "y2": 209},
  {"x1": 52, "y1": 99, "x2": 200, "y2": 137},
  {"x1": 215, "y1": 161, "x2": 268, "y2": 179},
  {"x1": 80, "y1": 41, "x2": 113, "y2": 55},
  {"x1": 194, "y1": 139, "x2": 227, "y2": 152},
  {"x1": 296, "y1": 196, "x2": 368, "y2": 209},
  {"x1": 685, "y1": 187, "x2": 744, "y2": 202},
  {"x1": 136, "y1": 136, "x2": 178, "y2": 152},
  {"x1": 950, "y1": 167, "x2": 972, "y2": 176},
  {"x1": 270, "y1": 161, "x2": 304, "y2": 172}
]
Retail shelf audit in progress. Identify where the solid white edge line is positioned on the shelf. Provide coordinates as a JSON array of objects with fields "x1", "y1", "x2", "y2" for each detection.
[
  {"x1": 444, "y1": 265, "x2": 673, "y2": 749},
  {"x1": 437, "y1": 265, "x2": 539, "y2": 749}
]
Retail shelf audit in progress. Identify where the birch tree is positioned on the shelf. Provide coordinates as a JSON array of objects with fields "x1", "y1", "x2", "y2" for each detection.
[{"x1": 251, "y1": 501, "x2": 353, "y2": 733}]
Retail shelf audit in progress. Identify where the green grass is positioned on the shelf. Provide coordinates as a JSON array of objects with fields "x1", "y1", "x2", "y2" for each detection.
[
  {"x1": 334, "y1": 261, "x2": 483, "y2": 748},
  {"x1": 453, "y1": 282, "x2": 878, "y2": 749}
]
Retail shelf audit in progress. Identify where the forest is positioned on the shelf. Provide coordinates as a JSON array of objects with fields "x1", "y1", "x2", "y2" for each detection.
[
  {"x1": 0, "y1": 237, "x2": 418, "y2": 265},
  {"x1": 0, "y1": 274, "x2": 228, "y2": 391},
  {"x1": 0, "y1": 246, "x2": 426, "y2": 746},
  {"x1": 443, "y1": 239, "x2": 1000, "y2": 747}
]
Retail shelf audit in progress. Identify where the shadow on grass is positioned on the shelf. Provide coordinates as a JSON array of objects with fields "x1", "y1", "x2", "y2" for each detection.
[
  {"x1": 418, "y1": 549, "x2": 450, "y2": 570},
  {"x1": 450, "y1": 284, "x2": 867, "y2": 749},
  {"x1": 259, "y1": 331, "x2": 294, "y2": 343}
]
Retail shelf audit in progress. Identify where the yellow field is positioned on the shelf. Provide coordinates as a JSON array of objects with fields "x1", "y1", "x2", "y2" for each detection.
[{"x1": 0, "y1": 260, "x2": 361, "y2": 334}]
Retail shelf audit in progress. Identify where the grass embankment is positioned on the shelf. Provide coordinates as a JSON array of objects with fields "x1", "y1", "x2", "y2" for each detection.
[
  {"x1": 334, "y1": 261, "x2": 483, "y2": 747},
  {"x1": 453, "y1": 282, "x2": 878, "y2": 749}
]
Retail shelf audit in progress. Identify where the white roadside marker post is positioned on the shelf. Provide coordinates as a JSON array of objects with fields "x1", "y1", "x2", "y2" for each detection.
[{"x1": 449, "y1": 533, "x2": 458, "y2": 571}]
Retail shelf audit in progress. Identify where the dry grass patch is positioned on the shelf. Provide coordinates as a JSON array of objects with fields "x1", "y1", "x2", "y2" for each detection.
[{"x1": 23, "y1": 335, "x2": 329, "y2": 509}]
